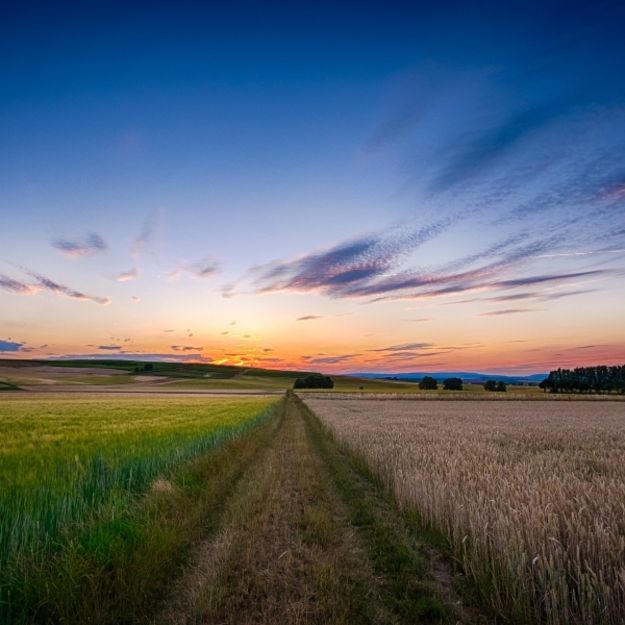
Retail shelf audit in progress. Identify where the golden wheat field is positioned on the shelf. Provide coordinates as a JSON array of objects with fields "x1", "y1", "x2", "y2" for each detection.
[{"x1": 304, "y1": 397, "x2": 625, "y2": 625}]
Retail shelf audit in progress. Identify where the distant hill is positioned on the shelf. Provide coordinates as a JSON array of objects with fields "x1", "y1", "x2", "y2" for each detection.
[
  {"x1": 354, "y1": 371, "x2": 547, "y2": 385},
  {"x1": 0, "y1": 358, "x2": 420, "y2": 393},
  {"x1": 0, "y1": 358, "x2": 547, "y2": 390}
]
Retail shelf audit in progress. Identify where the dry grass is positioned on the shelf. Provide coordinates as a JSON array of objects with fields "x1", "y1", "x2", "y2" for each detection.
[
  {"x1": 305, "y1": 398, "x2": 625, "y2": 625},
  {"x1": 156, "y1": 394, "x2": 378, "y2": 625},
  {"x1": 301, "y1": 390, "x2": 625, "y2": 401},
  {"x1": 156, "y1": 394, "x2": 462, "y2": 625}
]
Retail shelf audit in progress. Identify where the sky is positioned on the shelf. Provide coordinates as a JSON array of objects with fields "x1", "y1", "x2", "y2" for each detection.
[{"x1": 1, "y1": 1, "x2": 625, "y2": 374}]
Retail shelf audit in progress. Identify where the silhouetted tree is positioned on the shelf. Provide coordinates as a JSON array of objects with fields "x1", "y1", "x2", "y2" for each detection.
[
  {"x1": 539, "y1": 365, "x2": 625, "y2": 394},
  {"x1": 293, "y1": 373, "x2": 334, "y2": 389},
  {"x1": 443, "y1": 377, "x2": 463, "y2": 391},
  {"x1": 496, "y1": 381, "x2": 507, "y2": 392},
  {"x1": 483, "y1": 380, "x2": 498, "y2": 392},
  {"x1": 419, "y1": 376, "x2": 438, "y2": 390}
]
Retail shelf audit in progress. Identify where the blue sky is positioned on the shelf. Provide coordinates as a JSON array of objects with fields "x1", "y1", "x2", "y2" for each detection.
[{"x1": 1, "y1": 1, "x2": 624, "y2": 373}]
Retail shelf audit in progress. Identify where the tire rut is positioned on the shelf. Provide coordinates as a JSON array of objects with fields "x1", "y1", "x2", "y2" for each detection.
[{"x1": 150, "y1": 393, "x2": 490, "y2": 625}]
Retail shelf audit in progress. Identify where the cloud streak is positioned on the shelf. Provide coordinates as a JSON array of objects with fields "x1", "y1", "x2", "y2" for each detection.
[
  {"x1": 238, "y1": 216, "x2": 616, "y2": 306},
  {"x1": 1, "y1": 269, "x2": 110, "y2": 304},
  {"x1": 52, "y1": 233, "x2": 107, "y2": 257},
  {"x1": 429, "y1": 105, "x2": 561, "y2": 192},
  {"x1": 0, "y1": 274, "x2": 38, "y2": 295},
  {"x1": 167, "y1": 257, "x2": 220, "y2": 280},
  {"x1": 246, "y1": 220, "x2": 451, "y2": 298},
  {"x1": 115, "y1": 268, "x2": 140, "y2": 282},
  {"x1": 49, "y1": 353, "x2": 213, "y2": 363},
  {"x1": 171, "y1": 345, "x2": 203, "y2": 352},
  {"x1": 304, "y1": 353, "x2": 360, "y2": 365},
  {"x1": 481, "y1": 308, "x2": 538, "y2": 316},
  {"x1": 132, "y1": 211, "x2": 160, "y2": 256},
  {"x1": 28, "y1": 272, "x2": 111, "y2": 305},
  {"x1": 369, "y1": 342, "x2": 432, "y2": 352}
]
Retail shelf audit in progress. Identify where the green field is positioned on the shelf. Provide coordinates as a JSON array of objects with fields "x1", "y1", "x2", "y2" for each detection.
[
  {"x1": 2, "y1": 382, "x2": 621, "y2": 625},
  {"x1": 0, "y1": 395, "x2": 278, "y2": 624}
]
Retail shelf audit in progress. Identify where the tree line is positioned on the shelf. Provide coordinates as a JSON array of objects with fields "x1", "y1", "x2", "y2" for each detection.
[
  {"x1": 539, "y1": 365, "x2": 625, "y2": 394},
  {"x1": 419, "y1": 376, "x2": 507, "y2": 391}
]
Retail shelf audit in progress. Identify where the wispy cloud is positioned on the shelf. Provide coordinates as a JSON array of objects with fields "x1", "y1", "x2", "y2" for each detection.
[
  {"x1": 0, "y1": 274, "x2": 38, "y2": 295},
  {"x1": 1, "y1": 269, "x2": 110, "y2": 304},
  {"x1": 115, "y1": 268, "x2": 140, "y2": 282},
  {"x1": 245, "y1": 220, "x2": 451, "y2": 298},
  {"x1": 449, "y1": 288, "x2": 599, "y2": 305},
  {"x1": 166, "y1": 257, "x2": 220, "y2": 280},
  {"x1": 492, "y1": 270, "x2": 609, "y2": 289},
  {"x1": 304, "y1": 353, "x2": 360, "y2": 365},
  {"x1": 297, "y1": 315, "x2": 322, "y2": 321},
  {"x1": 369, "y1": 342, "x2": 432, "y2": 352},
  {"x1": 171, "y1": 345, "x2": 203, "y2": 352},
  {"x1": 27, "y1": 272, "x2": 111, "y2": 305},
  {"x1": 481, "y1": 308, "x2": 538, "y2": 316},
  {"x1": 356, "y1": 45, "x2": 625, "y2": 312},
  {"x1": 429, "y1": 105, "x2": 561, "y2": 193},
  {"x1": 382, "y1": 350, "x2": 447, "y2": 359},
  {"x1": 189, "y1": 258, "x2": 219, "y2": 279},
  {"x1": 52, "y1": 233, "x2": 107, "y2": 257},
  {"x1": 541, "y1": 289, "x2": 599, "y2": 301},
  {"x1": 97, "y1": 345, "x2": 122, "y2": 351},
  {"x1": 132, "y1": 211, "x2": 160, "y2": 256},
  {"x1": 49, "y1": 352, "x2": 213, "y2": 363},
  {"x1": 234, "y1": 213, "x2": 608, "y2": 304}
]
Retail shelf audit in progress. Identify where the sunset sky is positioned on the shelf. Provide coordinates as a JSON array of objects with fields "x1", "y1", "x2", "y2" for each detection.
[{"x1": 2, "y1": 1, "x2": 625, "y2": 374}]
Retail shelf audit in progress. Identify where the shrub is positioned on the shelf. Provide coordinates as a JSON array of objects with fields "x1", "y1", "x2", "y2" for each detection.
[
  {"x1": 419, "y1": 376, "x2": 438, "y2": 390},
  {"x1": 293, "y1": 373, "x2": 334, "y2": 389},
  {"x1": 443, "y1": 377, "x2": 463, "y2": 391}
]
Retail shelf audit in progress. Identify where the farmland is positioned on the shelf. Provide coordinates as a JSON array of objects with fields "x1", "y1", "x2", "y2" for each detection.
[
  {"x1": 2, "y1": 361, "x2": 625, "y2": 624},
  {"x1": 0, "y1": 360, "x2": 425, "y2": 394},
  {"x1": 305, "y1": 397, "x2": 625, "y2": 625},
  {"x1": 0, "y1": 394, "x2": 278, "y2": 624},
  {"x1": 0, "y1": 359, "x2": 551, "y2": 396},
  {"x1": 0, "y1": 390, "x2": 489, "y2": 625}
]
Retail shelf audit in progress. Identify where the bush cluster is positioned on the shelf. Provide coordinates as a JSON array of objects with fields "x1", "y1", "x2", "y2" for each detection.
[
  {"x1": 443, "y1": 377, "x2": 463, "y2": 391},
  {"x1": 293, "y1": 373, "x2": 334, "y2": 389},
  {"x1": 483, "y1": 380, "x2": 507, "y2": 392},
  {"x1": 418, "y1": 376, "x2": 438, "y2": 390}
]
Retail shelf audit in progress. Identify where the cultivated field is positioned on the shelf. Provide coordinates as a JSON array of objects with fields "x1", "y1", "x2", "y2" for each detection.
[
  {"x1": 0, "y1": 395, "x2": 278, "y2": 624},
  {"x1": 4, "y1": 367, "x2": 625, "y2": 625},
  {"x1": 305, "y1": 397, "x2": 625, "y2": 625}
]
